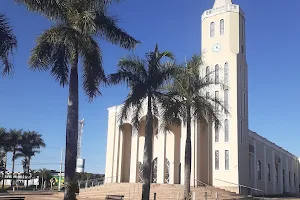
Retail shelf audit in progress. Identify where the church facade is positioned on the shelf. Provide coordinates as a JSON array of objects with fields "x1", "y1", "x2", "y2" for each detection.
[{"x1": 104, "y1": 0, "x2": 300, "y2": 196}]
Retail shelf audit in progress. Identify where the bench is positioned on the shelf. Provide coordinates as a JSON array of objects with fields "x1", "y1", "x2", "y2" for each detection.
[
  {"x1": 0, "y1": 197, "x2": 25, "y2": 200},
  {"x1": 105, "y1": 195, "x2": 124, "y2": 200}
]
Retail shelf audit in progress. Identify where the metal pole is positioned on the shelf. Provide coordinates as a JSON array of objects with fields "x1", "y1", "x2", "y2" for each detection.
[
  {"x1": 58, "y1": 148, "x2": 64, "y2": 192},
  {"x1": 154, "y1": 192, "x2": 157, "y2": 200}
]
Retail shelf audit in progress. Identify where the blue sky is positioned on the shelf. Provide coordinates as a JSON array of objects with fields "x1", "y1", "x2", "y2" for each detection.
[{"x1": 1, "y1": 0, "x2": 300, "y2": 174}]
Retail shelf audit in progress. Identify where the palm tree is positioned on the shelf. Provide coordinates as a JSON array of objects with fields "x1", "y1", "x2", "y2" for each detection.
[
  {"x1": 37, "y1": 168, "x2": 52, "y2": 189},
  {"x1": 8, "y1": 129, "x2": 22, "y2": 188},
  {"x1": 109, "y1": 44, "x2": 176, "y2": 200},
  {"x1": 0, "y1": 128, "x2": 12, "y2": 189},
  {"x1": 160, "y1": 54, "x2": 226, "y2": 199},
  {"x1": 0, "y1": 13, "x2": 17, "y2": 75},
  {"x1": 15, "y1": 1, "x2": 138, "y2": 199},
  {"x1": 15, "y1": 131, "x2": 45, "y2": 187}
]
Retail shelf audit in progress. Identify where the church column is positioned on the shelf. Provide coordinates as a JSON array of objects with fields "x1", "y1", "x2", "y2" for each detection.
[
  {"x1": 117, "y1": 129, "x2": 124, "y2": 183},
  {"x1": 157, "y1": 123, "x2": 166, "y2": 184},
  {"x1": 180, "y1": 120, "x2": 186, "y2": 185},
  {"x1": 129, "y1": 128, "x2": 139, "y2": 183},
  {"x1": 272, "y1": 150, "x2": 276, "y2": 194},
  {"x1": 112, "y1": 124, "x2": 121, "y2": 182},
  {"x1": 253, "y1": 140, "x2": 257, "y2": 190},
  {"x1": 286, "y1": 157, "x2": 289, "y2": 192},
  {"x1": 263, "y1": 145, "x2": 267, "y2": 192}
]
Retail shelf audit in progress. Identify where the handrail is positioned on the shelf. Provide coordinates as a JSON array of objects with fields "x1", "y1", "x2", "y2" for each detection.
[
  {"x1": 194, "y1": 178, "x2": 226, "y2": 199},
  {"x1": 215, "y1": 178, "x2": 265, "y2": 197}
]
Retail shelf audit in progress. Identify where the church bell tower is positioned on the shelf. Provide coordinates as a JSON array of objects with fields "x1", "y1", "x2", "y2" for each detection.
[{"x1": 201, "y1": 0, "x2": 249, "y2": 192}]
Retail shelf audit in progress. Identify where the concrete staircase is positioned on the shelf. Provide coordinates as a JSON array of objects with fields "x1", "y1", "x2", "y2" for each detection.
[{"x1": 54, "y1": 183, "x2": 253, "y2": 200}]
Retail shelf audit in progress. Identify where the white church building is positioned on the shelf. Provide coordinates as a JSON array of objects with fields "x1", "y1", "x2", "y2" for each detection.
[{"x1": 104, "y1": 0, "x2": 300, "y2": 196}]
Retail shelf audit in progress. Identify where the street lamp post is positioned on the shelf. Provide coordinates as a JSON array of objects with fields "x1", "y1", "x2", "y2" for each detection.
[{"x1": 58, "y1": 148, "x2": 64, "y2": 192}]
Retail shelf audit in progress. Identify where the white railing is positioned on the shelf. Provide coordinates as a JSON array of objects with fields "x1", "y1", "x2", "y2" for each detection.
[{"x1": 215, "y1": 178, "x2": 265, "y2": 198}]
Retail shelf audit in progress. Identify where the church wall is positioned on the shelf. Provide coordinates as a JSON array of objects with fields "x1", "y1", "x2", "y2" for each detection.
[{"x1": 248, "y1": 131, "x2": 300, "y2": 196}]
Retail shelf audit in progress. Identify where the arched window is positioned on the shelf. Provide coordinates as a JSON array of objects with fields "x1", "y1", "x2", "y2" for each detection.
[
  {"x1": 224, "y1": 119, "x2": 229, "y2": 142},
  {"x1": 224, "y1": 89, "x2": 229, "y2": 110},
  {"x1": 276, "y1": 166, "x2": 279, "y2": 183},
  {"x1": 215, "y1": 150, "x2": 219, "y2": 170},
  {"x1": 257, "y1": 160, "x2": 261, "y2": 180},
  {"x1": 267, "y1": 164, "x2": 271, "y2": 182},
  {"x1": 215, "y1": 64, "x2": 219, "y2": 84},
  {"x1": 215, "y1": 126, "x2": 219, "y2": 143},
  {"x1": 225, "y1": 150, "x2": 229, "y2": 170},
  {"x1": 224, "y1": 62, "x2": 229, "y2": 84},
  {"x1": 206, "y1": 66, "x2": 210, "y2": 82},
  {"x1": 220, "y1": 19, "x2": 224, "y2": 35},
  {"x1": 210, "y1": 22, "x2": 215, "y2": 37},
  {"x1": 215, "y1": 91, "x2": 219, "y2": 111}
]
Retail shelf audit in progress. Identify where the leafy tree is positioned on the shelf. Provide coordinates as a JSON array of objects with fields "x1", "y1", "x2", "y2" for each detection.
[
  {"x1": 0, "y1": 13, "x2": 17, "y2": 76},
  {"x1": 109, "y1": 44, "x2": 176, "y2": 200},
  {"x1": 15, "y1": 131, "x2": 45, "y2": 187},
  {"x1": 8, "y1": 129, "x2": 22, "y2": 188},
  {"x1": 15, "y1": 0, "x2": 138, "y2": 199},
  {"x1": 160, "y1": 54, "x2": 225, "y2": 199}
]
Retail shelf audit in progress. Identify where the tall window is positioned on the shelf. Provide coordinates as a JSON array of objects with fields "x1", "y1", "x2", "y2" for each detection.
[
  {"x1": 220, "y1": 19, "x2": 224, "y2": 35},
  {"x1": 224, "y1": 62, "x2": 229, "y2": 84},
  {"x1": 257, "y1": 160, "x2": 261, "y2": 180},
  {"x1": 289, "y1": 171, "x2": 291, "y2": 186},
  {"x1": 276, "y1": 166, "x2": 279, "y2": 183},
  {"x1": 215, "y1": 127, "x2": 219, "y2": 142},
  {"x1": 210, "y1": 22, "x2": 215, "y2": 37},
  {"x1": 249, "y1": 155, "x2": 251, "y2": 178},
  {"x1": 240, "y1": 120, "x2": 243, "y2": 143},
  {"x1": 224, "y1": 119, "x2": 229, "y2": 142},
  {"x1": 294, "y1": 173, "x2": 296, "y2": 187},
  {"x1": 243, "y1": 93, "x2": 246, "y2": 116},
  {"x1": 224, "y1": 89, "x2": 229, "y2": 110},
  {"x1": 215, "y1": 64, "x2": 219, "y2": 84},
  {"x1": 241, "y1": 21, "x2": 244, "y2": 39},
  {"x1": 215, "y1": 91, "x2": 219, "y2": 111},
  {"x1": 206, "y1": 66, "x2": 210, "y2": 82},
  {"x1": 267, "y1": 164, "x2": 271, "y2": 182},
  {"x1": 225, "y1": 150, "x2": 229, "y2": 170},
  {"x1": 215, "y1": 150, "x2": 219, "y2": 170}
]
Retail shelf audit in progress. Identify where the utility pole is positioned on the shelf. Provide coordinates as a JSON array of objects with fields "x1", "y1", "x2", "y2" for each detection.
[{"x1": 58, "y1": 148, "x2": 64, "y2": 192}]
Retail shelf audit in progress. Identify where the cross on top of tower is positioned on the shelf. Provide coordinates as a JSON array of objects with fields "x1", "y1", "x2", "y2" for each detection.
[{"x1": 213, "y1": 0, "x2": 232, "y2": 8}]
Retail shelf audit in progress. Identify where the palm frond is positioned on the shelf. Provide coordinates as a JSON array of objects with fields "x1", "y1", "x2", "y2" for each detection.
[
  {"x1": 80, "y1": 36, "x2": 105, "y2": 101},
  {"x1": 14, "y1": 0, "x2": 66, "y2": 21},
  {"x1": 95, "y1": 12, "x2": 139, "y2": 49},
  {"x1": 109, "y1": 56, "x2": 146, "y2": 87},
  {"x1": 29, "y1": 25, "x2": 79, "y2": 86},
  {"x1": 0, "y1": 13, "x2": 17, "y2": 76}
]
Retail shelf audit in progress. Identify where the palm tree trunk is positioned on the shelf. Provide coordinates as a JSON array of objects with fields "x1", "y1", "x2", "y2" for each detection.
[
  {"x1": 142, "y1": 96, "x2": 153, "y2": 200},
  {"x1": 184, "y1": 106, "x2": 192, "y2": 199},
  {"x1": 26, "y1": 158, "x2": 30, "y2": 187},
  {"x1": 11, "y1": 148, "x2": 16, "y2": 188},
  {"x1": 64, "y1": 51, "x2": 79, "y2": 200},
  {"x1": 2, "y1": 153, "x2": 7, "y2": 188}
]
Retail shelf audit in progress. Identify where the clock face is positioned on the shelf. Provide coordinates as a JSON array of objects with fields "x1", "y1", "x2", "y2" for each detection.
[{"x1": 212, "y1": 43, "x2": 222, "y2": 52}]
